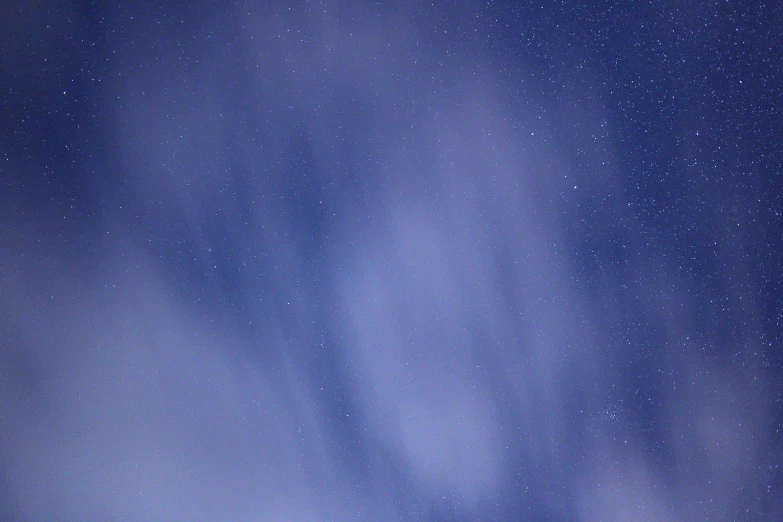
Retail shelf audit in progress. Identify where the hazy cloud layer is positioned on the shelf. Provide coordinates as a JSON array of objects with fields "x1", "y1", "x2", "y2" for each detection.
[{"x1": 2, "y1": 3, "x2": 779, "y2": 521}]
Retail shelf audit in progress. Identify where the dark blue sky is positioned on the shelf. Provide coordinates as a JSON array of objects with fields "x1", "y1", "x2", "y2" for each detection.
[{"x1": 2, "y1": 1, "x2": 782, "y2": 520}]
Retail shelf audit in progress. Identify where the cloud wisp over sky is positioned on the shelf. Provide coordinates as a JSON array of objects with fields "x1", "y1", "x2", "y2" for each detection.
[{"x1": 2, "y1": 2, "x2": 781, "y2": 520}]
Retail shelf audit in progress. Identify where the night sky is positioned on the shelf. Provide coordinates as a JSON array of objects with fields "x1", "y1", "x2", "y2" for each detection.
[{"x1": 2, "y1": 1, "x2": 782, "y2": 520}]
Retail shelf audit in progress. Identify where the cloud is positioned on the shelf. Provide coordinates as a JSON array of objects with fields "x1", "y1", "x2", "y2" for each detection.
[{"x1": 1, "y1": 2, "x2": 777, "y2": 521}]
